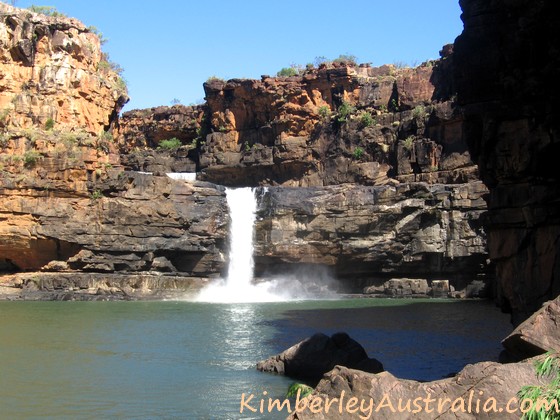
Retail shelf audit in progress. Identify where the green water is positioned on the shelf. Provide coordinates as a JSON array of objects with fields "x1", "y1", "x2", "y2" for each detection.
[{"x1": 0, "y1": 299, "x2": 511, "y2": 419}]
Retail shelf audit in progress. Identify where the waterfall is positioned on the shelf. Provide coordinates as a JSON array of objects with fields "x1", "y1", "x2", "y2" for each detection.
[
  {"x1": 196, "y1": 187, "x2": 280, "y2": 303},
  {"x1": 194, "y1": 187, "x2": 338, "y2": 303},
  {"x1": 223, "y1": 188, "x2": 257, "y2": 289},
  {"x1": 166, "y1": 173, "x2": 197, "y2": 181}
]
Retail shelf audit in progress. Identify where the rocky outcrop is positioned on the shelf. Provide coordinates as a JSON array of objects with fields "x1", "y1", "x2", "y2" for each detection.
[
  {"x1": 502, "y1": 295, "x2": 560, "y2": 361},
  {"x1": 0, "y1": 173, "x2": 228, "y2": 277},
  {"x1": 119, "y1": 57, "x2": 478, "y2": 188},
  {"x1": 256, "y1": 332, "x2": 383, "y2": 382},
  {"x1": 254, "y1": 182, "x2": 489, "y2": 290},
  {"x1": 118, "y1": 105, "x2": 203, "y2": 152},
  {"x1": 0, "y1": 272, "x2": 209, "y2": 301},
  {"x1": 454, "y1": 0, "x2": 560, "y2": 322},
  {"x1": 0, "y1": 5, "x2": 229, "y2": 290},
  {"x1": 363, "y1": 278, "x2": 431, "y2": 297},
  {"x1": 0, "y1": 3, "x2": 128, "y2": 134},
  {"x1": 287, "y1": 361, "x2": 544, "y2": 420},
  {"x1": 286, "y1": 296, "x2": 560, "y2": 419}
]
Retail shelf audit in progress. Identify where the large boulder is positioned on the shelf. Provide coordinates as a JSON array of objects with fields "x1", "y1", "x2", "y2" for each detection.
[
  {"x1": 256, "y1": 332, "x2": 383, "y2": 382},
  {"x1": 502, "y1": 296, "x2": 560, "y2": 361},
  {"x1": 288, "y1": 361, "x2": 543, "y2": 419},
  {"x1": 363, "y1": 278, "x2": 430, "y2": 297}
]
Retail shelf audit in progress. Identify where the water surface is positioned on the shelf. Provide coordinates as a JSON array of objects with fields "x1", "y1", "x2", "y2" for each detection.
[{"x1": 0, "y1": 299, "x2": 511, "y2": 419}]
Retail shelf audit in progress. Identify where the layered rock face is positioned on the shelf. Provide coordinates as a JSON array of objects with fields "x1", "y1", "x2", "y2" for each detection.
[
  {"x1": 113, "y1": 51, "x2": 493, "y2": 294},
  {"x1": 118, "y1": 105, "x2": 203, "y2": 173},
  {"x1": 454, "y1": 0, "x2": 560, "y2": 321},
  {"x1": 0, "y1": 173, "x2": 227, "y2": 275},
  {"x1": 0, "y1": 5, "x2": 228, "y2": 298},
  {"x1": 255, "y1": 182, "x2": 488, "y2": 290},
  {"x1": 0, "y1": 3, "x2": 128, "y2": 134},
  {"x1": 119, "y1": 55, "x2": 478, "y2": 188}
]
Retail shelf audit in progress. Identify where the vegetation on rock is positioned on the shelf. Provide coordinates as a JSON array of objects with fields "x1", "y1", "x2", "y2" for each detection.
[
  {"x1": 158, "y1": 138, "x2": 182, "y2": 150},
  {"x1": 286, "y1": 383, "x2": 313, "y2": 398},
  {"x1": 353, "y1": 147, "x2": 364, "y2": 160},
  {"x1": 27, "y1": 5, "x2": 66, "y2": 17},
  {"x1": 336, "y1": 102, "x2": 355, "y2": 123},
  {"x1": 277, "y1": 67, "x2": 298, "y2": 77},
  {"x1": 518, "y1": 352, "x2": 560, "y2": 419},
  {"x1": 360, "y1": 112, "x2": 374, "y2": 127}
]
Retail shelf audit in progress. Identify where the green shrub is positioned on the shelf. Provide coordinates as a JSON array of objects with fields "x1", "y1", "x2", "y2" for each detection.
[
  {"x1": 0, "y1": 133, "x2": 8, "y2": 148},
  {"x1": 90, "y1": 190, "x2": 102, "y2": 200},
  {"x1": 318, "y1": 105, "x2": 331, "y2": 119},
  {"x1": 277, "y1": 67, "x2": 298, "y2": 77},
  {"x1": 286, "y1": 383, "x2": 313, "y2": 398},
  {"x1": 412, "y1": 105, "x2": 426, "y2": 120},
  {"x1": 353, "y1": 147, "x2": 364, "y2": 160},
  {"x1": 44, "y1": 118, "x2": 55, "y2": 130},
  {"x1": 28, "y1": 5, "x2": 67, "y2": 17},
  {"x1": 403, "y1": 136, "x2": 414, "y2": 151},
  {"x1": 333, "y1": 54, "x2": 358, "y2": 66},
  {"x1": 360, "y1": 112, "x2": 374, "y2": 127},
  {"x1": 518, "y1": 352, "x2": 560, "y2": 420},
  {"x1": 337, "y1": 102, "x2": 355, "y2": 123},
  {"x1": 100, "y1": 61, "x2": 123, "y2": 76},
  {"x1": 158, "y1": 138, "x2": 182, "y2": 150},
  {"x1": 0, "y1": 108, "x2": 10, "y2": 125},
  {"x1": 113, "y1": 77, "x2": 128, "y2": 93},
  {"x1": 99, "y1": 130, "x2": 113, "y2": 142},
  {"x1": 23, "y1": 150, "x2": 42, "y2": 166}
]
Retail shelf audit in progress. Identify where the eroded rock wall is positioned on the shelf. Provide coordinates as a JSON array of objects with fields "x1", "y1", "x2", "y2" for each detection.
[
  {"x1": 454, "y1": 0, "x2": 560, "y2": 321},
  {"x1": 255, "y1": 182, "x2": 489, "y2": 290},
  {"x1": 0, "y1": 3, "x2": 128, "y2": 134},
  {"x1": 119, "y1": 55, "x2": 478, "y2": 188},
  {"x1": 0, "y1": 5, "x2": 228, "y2": 295},
  {"x1": 0, "y1": 173, "x2": 228, "y2": 276}
]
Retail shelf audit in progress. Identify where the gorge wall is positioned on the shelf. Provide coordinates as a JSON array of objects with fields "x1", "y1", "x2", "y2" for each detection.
[
  {"x1": 1, "y1": 2, "x2": 493, "y2": 302},
  {"x1": 118, "y1": 50, "x2": 491, "y2": 295},
  {"x1": 0, "y1": 4, "x2": 228, "y2": 299},
  {"x1": 254, "y1": 182, "x2": 488, "y2": 290},
  {"x1": 119, "y1": 53, "x2": 478, "y2": 188},
  {"x1": 454, "y1": 0, "x2": 560, "y2": 322},
  {"x1": 0, "y1": 3, "x2": 127, "y2": 134}
]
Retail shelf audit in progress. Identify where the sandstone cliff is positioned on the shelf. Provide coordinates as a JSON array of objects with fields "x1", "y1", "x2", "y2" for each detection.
[
  {"x1": 0, "y1": 4, "x2": 228, "y2": 297},
  {"x1": 454, "y1": 0, "x2": 560, "y2": 322},
  {"x1": 115, "y1": 53, "x2": 489, "y2": 296},
  {"x1": 0, "y1": 3, "x2": 491, "y2": 301},
  {"x1": 0, "y1": 3, "x2": 128, "y2": 134},
  {"x1": 254, "y1": 182, "x2": 488, "y2": 291},
  {"x1": 119, "y1": 53, "x2": 477, "y2": 188}
]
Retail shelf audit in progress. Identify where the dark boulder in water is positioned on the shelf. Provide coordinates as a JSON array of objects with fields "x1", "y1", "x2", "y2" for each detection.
[{"x1": 256, "y1": 332, "x2": 383, "y2": 382}]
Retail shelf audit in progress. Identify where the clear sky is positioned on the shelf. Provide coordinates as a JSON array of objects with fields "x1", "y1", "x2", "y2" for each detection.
[{"x1": 13, "y1": 1, "x2": 464, "y2": 111}]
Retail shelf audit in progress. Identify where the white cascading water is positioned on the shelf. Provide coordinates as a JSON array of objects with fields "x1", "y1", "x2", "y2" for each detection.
[
  {"x1": 195, "y1": 187, "x2": 338, "y2": 303},
  {"x1": 222, "y1": 187, "x2": 257, "y2": 290},
  {"x1": 166, "y1": 172, "x2": 197, "y2": 181},
  {"x1": 196, "y1": 187, "x2": 284, "y2": 303}
]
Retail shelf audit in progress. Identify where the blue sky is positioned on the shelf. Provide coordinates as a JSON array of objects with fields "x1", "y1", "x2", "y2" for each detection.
[{"x1": 14, "y1": 1, "x2": 463, "y2": 111}]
